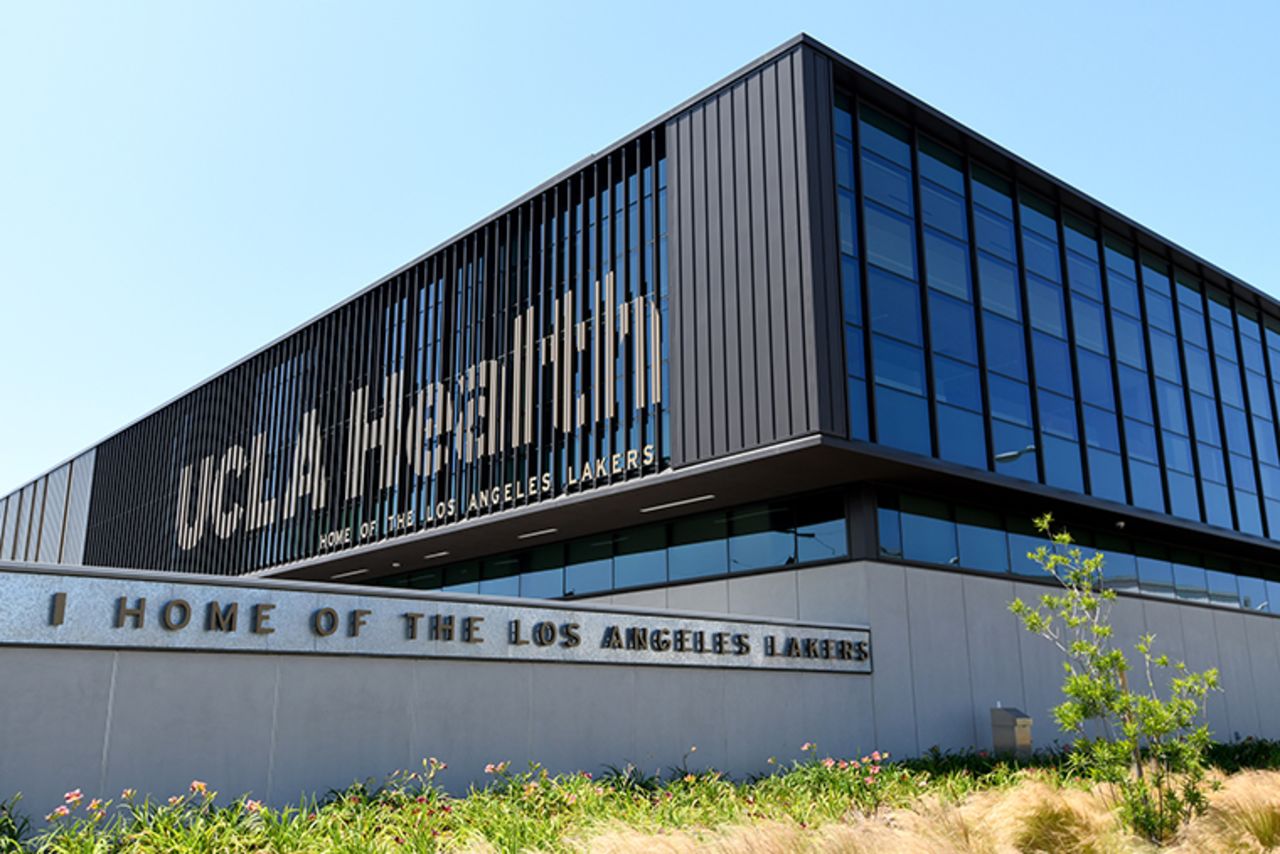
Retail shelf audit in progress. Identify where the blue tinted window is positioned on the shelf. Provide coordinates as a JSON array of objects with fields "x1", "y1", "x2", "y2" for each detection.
[
  {"x1": 921, "y1": 183, "x2": 967, "y2": 238},
  {"x1": 865, "y1": 203, "x2": 917, "y2": 279},
  {"x1": 1231, "y1": 453, "x2": 1257, "y2": 491},
  {"x1": 1101, "y1": 548, "x2": 1139, "y2": 591},
  {"x1": 978, "y1": 254, "x2": 1020, "y2": 319},
  {"x1": 937, "y1": 404, "x2": 987, "y2": 468},
  {"x1": 1237, "y1": 493, "x2": 1264, "y2": 537},
  {"x1": 972, "y1": 169, "x2": 1013, "y2": 217},
  {"x1": 1064, "y1": 221, "x2": 1098, "y2": 259},
  {"x1": 1145, "y1": 288, "x2": 1175, "y2": 332},
  {"x1": 1199, "y1": 444, "x2": 1227, "y2": 482},
  {"x1": 1028, "y1": 276, "x2": 1066, "y2": 337},
  {"x1": 1042, "y1": 435, "x2": 1083, "y2": 491},
  {"x1": 935, "y1": 355, "x2": 983, "y2": 410},
  {"x1": 1029, "y1": 332, "x2": 1070, "y2": 396},
  {"x1": 1156, "y1": 381, "x2": 1188, "y2": 434},
  {"x1": 1168, "y1": 470, "x2": 1199, "y2": 520},
  {"x1": 834, "y1": 105, "x2": 853, "y2": 140},
  {"x1": 842, "y1": 256, "x2": 861, "y2": 325},
  {"x1": 1191, "y1": 394, "x2": 1221, "y2": 444},
  {"x1": 1109, "y1": 273, "x2": 1141, "y2": 316},
  {"x1": 1129, "y1": 458, "x2": 1164, "y2": 511},
  {"x1": 835, "y1": 137, "x2": 855, "y2": 189},
  {"x1": 919, "y1": 140, "x2": 965, "y2": 193},
  {"x1": 1163, "y1": 431, "x2": 1194, "y2": 472},
  {"x1": 1217, "y1": 363, "x2": 1244, "y2": 408},
  {"x1": 1084, "y1": 405, "x2": 1120, "y2": 451},
  {"x1": 876, "y1": 387, "x2": 931, "y2": 455},
  {"x1": 877, "y1": 504, "x2": 902, "y2": 557},
  {"x1": 1022, "y1": 231, "x2": 1061, "y2": 282},
  {"x1": 1254, "y1": 418, "x2": 1278, "y2": 465},
  {"x1": 956, "y1": 508, "x2": 1008, "y2": 573},
  {"x1": 729, "y1": 505, "x2": 795, "y2": 572},
  {"x1": 1126, "y1": 419, "x2": 1159, "y2": 463},
  {"x1": 1179, "y1": 303, "x2": 1208, "y2": 348},
  {"x1": 1173, "y1": 562, "x2": 1208, "y2": 602},
  {"x1": 795, "y1": 495, "x2": 848, "y2": 562},
  {"x1": 613, "y1": 525, "x2": 668, "y2": 588},
  {"x1": 1184, "y1": 345, "x2": 1213, "y2": 394},
  {"x1": 984, "y1": 313, "x2": 1027, "y2": 380},
  {"x1": 838, "y1": 188, "x2": 858, "y2": 257},
  {"x1": 862, "y1": 152, "x2": 914, "y2": 214},
  {"x1": 1247, "y1": 371, "x2": 1270, "y2": 415},
  {"x1": 1224, "y1": 406, "x2": 1251, "y2": 451},
  {"x1": 1118, "y1": 365, "x2": 1153, "y2": 422},
  {"x1": 1112, "y1": 313, "x2": 1146, "y2": 367},
  {"x1": 992, "y1": 420, "x2": 1037, "y2": 481},
  {"x1": 1072, "y1": 296, "x2": 1108, "y2": 353},
  {"x1": 849, "y1": 378, "x2": 869, "y2": 440},
  {"x1": 989, "y1": 375, "x2": 1032, "y2": 424},
  {"x1": 974, "y1": 207, "x2": 1017, "y2": 260},
  {"x1": 1207, "y1": 569, "x2": 1239, "y2": 607},
  {"x1": 1067, "y1": 252, "x2": 1103, "y2": 299},
  {"x1": 925, "y1": 230, "x2": 971, "y2": 299},
  {"x1": 1150, "y1": 329, "x2": 1181, "y2": 381},
  {"x1": 668, "y1": 514, "x2": 728, "y2": 581},
  {"x1": 874, "y1": 336, "x2": 926, "y2": 393},
  {"x1": 1008, "y1": 529, "x2": 1047, "y2": 577},
  {"x1": 1039, "y1": 389, "x2": 1078, "y2": 438},
  {"x1": 1077, "y1": 349, "x2": 1115, "y2": 401},
  {"x1": 1203, "y1": 481, "x2": 1233, "y2": 528},
  {"x1": 1032, "y1": 333, "x2": 1073, "y2": 395},
  {"x1": 869, "y1": 267, "x2": 922, "y2": 344},
  {"x1": 1138, "y1": 555, "x2": 1175, "y2": 597},
  {"x1": 565, "y1": 539, "x2": 613, "y2": 595},
  {"x1": 479, "y1": 575, "x2": 520, "y2": 597},
  {"x1": 846, "y1": 325, "x2": 865, "y2": 378},
  {"x1": 901, "y1": 496, "x2": 957, "y2": 565},
  {"x1": 1088, "y1": 448, "x2": 1127, "y2": 501},
  {"x1": 1239, "y1": 575, "x2": 1268, "y2": 612},
  {"x1": 521, "y1": 568, "x2": 564, "y2": 599},
  {"x1": 860, "y1": 106, "x2": 910, "y2": 165},
  {"x1": 930, "y1": 294, "x2": 978, "y2": 363}
]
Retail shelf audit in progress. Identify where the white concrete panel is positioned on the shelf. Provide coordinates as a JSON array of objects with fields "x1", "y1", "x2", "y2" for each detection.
[
  {"x1": 1012, "y1": 580, "x2": 1072, "y2": 750},
  {"x1": 904, "y1": 567, "x2": 977, "y2": 751},
  {"x1": 527, "y1": 663, "x2": 641, "y2": 776},
  {"x1": 1213, "y1": 611, "x2": 1261, "y2": 740},
  {"x1": 1242, "y1": 614, "x2": 1280, "y2": 740},
  {"x1": 629, "y1": 667, "x2": 728, "y2": 775},
  {"x1": 797, "y1": 563, "x2": 870, "y2": 624},
  {"x1": 727, "y1": 571, "x2": 799, "y2": 619},
  {"x1": 960, "y1": 573, "x2": 1024, "y2": 750},
  {"x1": 102, "y1": 652, "x2": 276, "y2": 803},
  {"x1": 609, "y1": 589, "x2": 667, "y2": 609},
  {"x1": 0, "y1": 649, "x2": 115, "y2": 815},
  {"x1": 862, "y1": 562, "x2": 918, "y2": 757},
  {"x1": 268, "y1": 656, "x2": 415, "y2": 802},
  {"x1": 1141, "y1": 600, "x2": 1188, "y2": 701},
  {"x1": 1179, "y1": 605, "x2": 1231, "y2": 739},
  {"x1": 665, "y1": 579, "x2": 729, "y2": 613},
  {"x1": 407, "y1": 660, "x2": 536, "y2": 791}
]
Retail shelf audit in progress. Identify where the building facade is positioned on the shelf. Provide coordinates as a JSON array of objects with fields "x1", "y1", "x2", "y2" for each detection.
[{"x1": 6, "y1": 35, "x2": 1280, "y2": 756}]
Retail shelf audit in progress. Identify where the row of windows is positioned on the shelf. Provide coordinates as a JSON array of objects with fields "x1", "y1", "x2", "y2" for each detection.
[
  {"x1": 369, "y1": 492, "x2": 848, "y2": 598},
  {"x1": 878, "y1": 490, "x2": 1280, "y2": 613},
  {"x1": 834, "y1": 91, "x2": 1280, "y2": 544}
]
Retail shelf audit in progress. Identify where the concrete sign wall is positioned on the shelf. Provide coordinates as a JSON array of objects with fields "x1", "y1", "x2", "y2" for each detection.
[{"x1": 0, "y1": 563, "x2": 873, "y2": 818}]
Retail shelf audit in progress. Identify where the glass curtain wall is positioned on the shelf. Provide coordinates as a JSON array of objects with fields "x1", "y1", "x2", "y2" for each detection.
[{"x1": 834, "y1": 89, "x2": 1280, "y2": 544}]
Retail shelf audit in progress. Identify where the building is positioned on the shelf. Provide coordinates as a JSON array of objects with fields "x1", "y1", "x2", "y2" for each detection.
[{"x1": 5, "y1": 34, "x2": 1280, "y2": 756}]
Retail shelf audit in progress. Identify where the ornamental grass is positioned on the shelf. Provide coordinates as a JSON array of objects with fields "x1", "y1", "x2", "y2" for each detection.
[{"x1": 4, "y1": 740, "x2": 1280, "y2": 852}]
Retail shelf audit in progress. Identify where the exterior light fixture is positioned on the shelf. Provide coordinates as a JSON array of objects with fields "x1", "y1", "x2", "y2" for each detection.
[
  {"x1": 517, "y1": 527, "x2": 559, "y2": 540},
  {"x1": 330, "y1": 568, "x2": 369, "y2": 580},
  {"x1": 993, "y1": 444, "x2": 1037, "y2": 463},
  {"x1": 423, "y1": 550, "x2": 450, "y2": 560},
  {"x1": 639, "y1": 494, "x2": 717, "y2": 514}
]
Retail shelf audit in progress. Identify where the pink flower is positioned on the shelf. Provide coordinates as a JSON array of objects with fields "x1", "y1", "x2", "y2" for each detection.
[
  {"x1": 870, "y1": 765, "x2": 881, "y2": 775},
  {"x1": 484, "y1": 764, "x2": 496, "y2": 774},
  {"x1": 565, "y1": 792, "x2": 577, "y2": 805},
  {"x1": 167, "y1": 796, "x2": 183, "y2": 806},
  {"x1": 64, "y1": 789, "x2": 83, "y2": 805},
  {"x1": 244, "y1": 799, "x2": 263, "y2": 813},
  {"x1": 121, "y1": 788, "x2": 136, "y2": 800},
  {"x1": 822, "y1": 758, "x2": 836, "y2": 769},
  {"x1": 838, "y1": 760, "x2": 849, "y2": 770},
  {"x1": 88, "y1": 798, "x2": 103, "y2": 811},
  {"x1": 581, "y1": 771, "x2": 592, "y2": 779},
  {"x1": 189, "y1": 780, "x2": 207, "y2": 794},
  {"x1": 801, "y1": 742, "x2": 814, "y2": 752},
  {"x1": 51, "y1": 805, "x2": 70, "y2": 818},
  {"x1": 871, "y1": 751, "x2": 882, "y2": 762},
  {"x1": 864, "y1": 776, "x2": 874, "y2": 784}
]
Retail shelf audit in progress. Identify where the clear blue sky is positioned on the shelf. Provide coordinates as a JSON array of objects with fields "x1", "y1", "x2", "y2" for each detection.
[{"x1": 2, "y1": 1, "x2": 1278, "y2": 494}]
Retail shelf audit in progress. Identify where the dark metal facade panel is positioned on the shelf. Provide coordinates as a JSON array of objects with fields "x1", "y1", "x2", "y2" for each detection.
[{"x1": 666, "y1": 45, "x2": 846, "y2": 466}]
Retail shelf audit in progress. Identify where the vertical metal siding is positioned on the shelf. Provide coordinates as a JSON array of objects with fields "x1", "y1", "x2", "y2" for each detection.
[{"x1": 666, "y1": 45, "x2": 845, "y2": 466}]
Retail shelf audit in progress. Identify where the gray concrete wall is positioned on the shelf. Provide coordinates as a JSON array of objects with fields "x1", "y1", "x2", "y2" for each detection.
[{"x1": 600, "y1": 560, "x2": 1280, "y2": 756}]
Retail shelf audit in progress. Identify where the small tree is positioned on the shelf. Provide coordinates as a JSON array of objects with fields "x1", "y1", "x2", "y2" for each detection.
[{"x1": 1009, "y1": 514, "x2": 1221, "y2": 843}]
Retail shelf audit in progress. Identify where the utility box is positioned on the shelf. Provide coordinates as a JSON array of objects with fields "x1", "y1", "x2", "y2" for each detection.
[{"x1": 991, "y1": 707, "x2": 1032, "y2": 759}]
